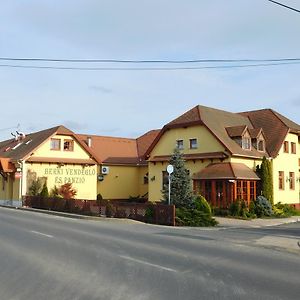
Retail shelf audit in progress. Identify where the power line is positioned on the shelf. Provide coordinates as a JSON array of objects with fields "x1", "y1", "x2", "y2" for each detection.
[
  {"x1": 267, "y1": 0, "x2": 300, "y2": 13},
  {"x1": 0, "y1": 57, "x2": 300, "y2": 64},
  {"x1": 0, "y1": 61, "x2": 300, "y2": 71}
]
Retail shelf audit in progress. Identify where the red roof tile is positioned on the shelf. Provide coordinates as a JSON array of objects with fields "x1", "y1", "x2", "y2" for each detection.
[{"x1": 192, "y1": 162, "x2": 260, "y2": 180}]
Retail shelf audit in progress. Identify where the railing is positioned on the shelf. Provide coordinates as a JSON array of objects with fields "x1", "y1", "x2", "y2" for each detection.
[{"x1": 23, "y1": 196, "x2": 175, "y2": 226}]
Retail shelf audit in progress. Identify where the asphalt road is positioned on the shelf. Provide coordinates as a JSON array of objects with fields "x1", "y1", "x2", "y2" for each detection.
[{"x1": 0, "y1": 207, "x2": 299, "y2": 300}]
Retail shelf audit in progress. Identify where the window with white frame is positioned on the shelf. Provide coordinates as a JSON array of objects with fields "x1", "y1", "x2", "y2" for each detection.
[{"x1": 242, "y1": 137, "x2": 251, "y2": 150}]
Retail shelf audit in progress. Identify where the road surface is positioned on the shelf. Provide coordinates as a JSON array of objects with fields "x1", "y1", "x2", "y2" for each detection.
[{"x1": 0, "y1": 207, "x2": 299, "y2": 300}]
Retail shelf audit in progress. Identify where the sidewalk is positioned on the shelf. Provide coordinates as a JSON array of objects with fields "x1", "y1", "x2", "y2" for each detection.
[{"x1": 215, "y1": 216, "x2": 300, "y2": 228}]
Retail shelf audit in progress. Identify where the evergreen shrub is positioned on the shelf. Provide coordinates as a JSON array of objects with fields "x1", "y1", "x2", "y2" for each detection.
[{"x1": 255, "y1": 196, "x2": 273, "y2": 217}]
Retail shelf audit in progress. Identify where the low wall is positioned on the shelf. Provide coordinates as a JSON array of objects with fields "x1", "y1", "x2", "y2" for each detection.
[{"x1": 0, "y1": 199, "x2": 22, "y2": 207}]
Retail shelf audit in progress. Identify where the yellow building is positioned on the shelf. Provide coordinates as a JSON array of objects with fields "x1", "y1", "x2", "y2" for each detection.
[
  {"x1": 0, "y1": 126, "x2": 99, "y2": 206},
  {"x1": 0, "y1": 126, "x2": 159, "y2": 205},
  {"x1": 77, "y1": 130, "x2": 160, "y2": 201},
  {"x1": 145, "y1": 105, "x2": 300, "y2": 209},
  {"x1": 0, "y1": 104, "x2": 299, "y2": 209}
]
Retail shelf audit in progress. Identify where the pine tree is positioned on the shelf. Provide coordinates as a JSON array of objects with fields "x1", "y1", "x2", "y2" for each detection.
[
  {"x1": 258, "y1": 157, "x2": 274, "y2": 204},
  {"x1": 162, "y1": 148, "x2": 194, "y2": 208},
  {"x1": 40, "y1": 182, "x2": 49, "y2": 197}
]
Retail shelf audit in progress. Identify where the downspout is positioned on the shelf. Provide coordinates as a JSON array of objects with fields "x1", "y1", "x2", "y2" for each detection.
[{"x1": 17, "y1": 160, "x2": 25, "y2": 206}]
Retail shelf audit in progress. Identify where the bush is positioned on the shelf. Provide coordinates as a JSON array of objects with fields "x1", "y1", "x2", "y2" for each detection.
[
  {"x1": 228, "y1": 199, "x2": 254, "y2": 219},
  {"x1": 28, "y1": 179, "x2": 42, "y2": 196},
  {"x1": 229, "y1": 200, "x2": 241, "y2": 217},
  {"x1": 255, "y1": 196, "x2": 273, "y2": 217},
  {"x1": 193, "y1": 195, "x2": 211, "y2": 214},
  {"x1": 176, "y1": 207, "x2": 218, "y2": 227},
  {"x1": 273, "y1": 202, "x2": 300, "y2": 217},
  {"x1": 145, "y1": 206, "x2": 154, "y2": 223}
]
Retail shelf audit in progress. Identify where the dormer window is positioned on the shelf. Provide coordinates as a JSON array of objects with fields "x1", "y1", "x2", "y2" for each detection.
[
  {"x1": 257, "y1": 140, "x2": 265, "y2": 152},
  {"x1": 242, "y1": 137, "x2": 251, "y2": 150}
]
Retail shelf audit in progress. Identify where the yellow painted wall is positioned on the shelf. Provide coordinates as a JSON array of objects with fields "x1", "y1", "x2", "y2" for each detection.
[
  {"x1": 150, "y1": 125, "x2": 224, "y2": 157},
  {"x1": 25, "y1": 163, "x2": 97, "y2": 200},
  {"x1": 138, "y1": 166, "x2": 149, "y2": 197},
  {"x1": 32, "y1": 134, "x2": 90, "y2": 159},
  {"x1": 229, "y1": 157, "x2": 261, "y2": 171},
  {"x1": 0, "y1": 175, "x2": 20, "y2": 200},
  {"x1": 148, "y1": 125, "x2": 226, "y2": 201},
  {"x1": 97, "y1": 165, "x2": 141, "y2": 200},
  {"x1": 148, "y1": 159, "x2": 213, "y2": 202},
  {"x1": 272, "y1": 133, "x2": 300, "y2": 205}
]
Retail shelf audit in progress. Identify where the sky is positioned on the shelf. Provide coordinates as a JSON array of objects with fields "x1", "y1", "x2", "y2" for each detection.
[{"x1": 1, "y1": 0, "x2": 300, "y2": 141}]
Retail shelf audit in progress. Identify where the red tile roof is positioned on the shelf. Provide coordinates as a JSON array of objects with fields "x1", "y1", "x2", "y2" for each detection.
[
  {"x1": 239, "y1": 109, "x2": 300, "y2": 157},
  {"x1": 77, "y1": 129, "x2": 160, "y2": 166},
  {"x1": 192, "y1": 162, "x2": 260, "y2": 180},
  {"x1": 146, "y1": 105, "x2": 267, "y2": 158},
  {"x1": 226, "y1": 125, "x2": 248, "y2": 138},
  {"x1": 0, "y1": 126, "x2": 99, "y2": 164}
]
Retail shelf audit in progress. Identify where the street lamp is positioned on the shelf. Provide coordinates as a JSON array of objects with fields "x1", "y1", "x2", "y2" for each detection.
[{"x1": 166, "y1": 164, "x2": 174, "y2": 205}]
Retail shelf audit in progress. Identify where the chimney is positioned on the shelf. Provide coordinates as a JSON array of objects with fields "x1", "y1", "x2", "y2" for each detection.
[{"x1": 87, "y1": 136, "x2": 92, "y2": 147}]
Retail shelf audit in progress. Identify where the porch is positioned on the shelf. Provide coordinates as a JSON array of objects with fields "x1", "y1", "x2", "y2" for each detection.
[{"x1": 192, "y1": 162, "x2": 260, "y2": 208}]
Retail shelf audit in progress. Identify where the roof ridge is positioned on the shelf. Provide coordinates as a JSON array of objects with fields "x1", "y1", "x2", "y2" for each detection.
[{"x1": 77, "y1": 133, "x2": 136, "y2": 141}]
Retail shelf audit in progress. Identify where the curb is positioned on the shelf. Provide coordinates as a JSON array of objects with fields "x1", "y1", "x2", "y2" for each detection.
[
  {"x1": 0, "y1": 205, "x2": 142, "y2": 223},
  {"x1": 215, "y1": 216, "x2": 300, "y2": 228}
]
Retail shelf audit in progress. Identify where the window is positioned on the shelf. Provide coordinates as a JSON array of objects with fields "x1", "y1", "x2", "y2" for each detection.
[
  {"x1": 279, "y1": 171, "x2": 284, "y2": 190},
  {"x1": 176, "y1": 139, "x2": 184, "y2": 150},
  {"x1": 189, "y1": 138, "x2": 198, "y2": 149},
  {"x1": 242, "y1": 137, "x2": 251, "y2": 150},
  {"x1": 63, "y1": 139, "x2": 74, "y2": 151},
  {"x1": 162, "y1": 171, "x2": 169, "y2": 189},
  {"x1": 50, "y1": 138, "x2": 61, "y2": 150},
  {"x1": 291, "y1": 142, "x2": 296, "y2": 154},
  {"x1": 289, "y1": 172, "x2": 295, "y2": 190},
  {"x1": 250, "y1": 181, "x2": 256, "y2": 200},
  {"x1": 283, "y1": 141, "x2": 289, "y2": 153},
  {"x1": 257, "y1": 140, "x2": 265, "y2": 152}
]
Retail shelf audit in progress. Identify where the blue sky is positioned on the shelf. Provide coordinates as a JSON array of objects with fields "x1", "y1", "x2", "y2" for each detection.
[{"x1": 1, "y1": 0, "x2": 300, "y2": 140}]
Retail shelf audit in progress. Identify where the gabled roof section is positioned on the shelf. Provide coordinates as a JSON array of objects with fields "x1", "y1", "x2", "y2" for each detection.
[
  {"x1": 0, "y1": 125, "x2": 99, "y2": 164},
  {"x1": 226, "y1": 125, "x2": 248, "y2": 138},
  {"x1": 239, "y1": 109, "x2": 299, "y2": 157},
  {"x1": 248, "y1": 128, "x2": 263, "y2": 139},
  {"x1": 0, "y1": 126, "x2": 61, "y2": 161},
  {"x1": 77, "y1": 129, "x2": 160, "y2": 166},
  {"x1": 166, "y1": 105, "x2": 202, "y2": 127},
  {"x1": 137, "y1": 129, "x2": 161, "y2": 158},
  {"x1": 77, "y1": 134, "x2": 138, "y2": 164},
  {"x1": 146, "y1": 105, "x2": 267, "y2": 158},
  {"x1": 192, "y1": 162, "x2": 260, "y2": 180}
]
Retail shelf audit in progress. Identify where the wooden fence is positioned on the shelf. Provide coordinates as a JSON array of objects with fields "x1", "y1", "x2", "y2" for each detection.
[{"x1": 23, "y1": 196, "x2": 175, "y2": 226}]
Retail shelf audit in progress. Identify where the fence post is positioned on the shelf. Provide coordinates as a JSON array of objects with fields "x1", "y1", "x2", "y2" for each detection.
[{"x1": 171, "y1": 205, "x2": 176, "y2": 226}]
